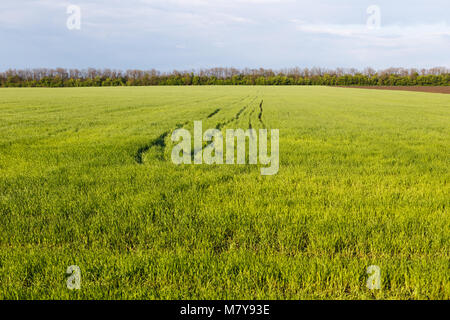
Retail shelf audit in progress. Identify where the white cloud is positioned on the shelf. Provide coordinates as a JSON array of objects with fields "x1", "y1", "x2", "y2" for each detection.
[
  {"x1": 0, "y1": 0, "x2": 449, "y2": 70},
  {"x1": 293, "y1": 21, "x2": 450, "y2": 39}
]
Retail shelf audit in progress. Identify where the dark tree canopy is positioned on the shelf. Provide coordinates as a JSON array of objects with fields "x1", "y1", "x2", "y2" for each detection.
[{"x1": 1, "y1": 67, "x2": 448, "y2": 87}]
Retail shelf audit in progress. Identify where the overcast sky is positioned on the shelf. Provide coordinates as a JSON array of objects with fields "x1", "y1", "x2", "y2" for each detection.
[{"x1": 0, "y1": 0, "x2": 449, "y2": 71}]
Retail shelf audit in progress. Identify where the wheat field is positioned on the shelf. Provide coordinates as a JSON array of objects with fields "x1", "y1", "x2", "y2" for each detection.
[{"x1": 0, "y1": 86, "x2": 448, "y2": 299}]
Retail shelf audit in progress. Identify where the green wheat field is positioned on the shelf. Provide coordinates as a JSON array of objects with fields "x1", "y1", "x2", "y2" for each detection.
[{"x1": 0, "y1": 86, "x2": 448, "y2": 299}]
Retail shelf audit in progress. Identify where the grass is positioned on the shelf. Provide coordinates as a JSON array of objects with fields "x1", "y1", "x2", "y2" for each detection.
[{"x1": 0, "y1": 86, "x2": 448, "y2": 299}]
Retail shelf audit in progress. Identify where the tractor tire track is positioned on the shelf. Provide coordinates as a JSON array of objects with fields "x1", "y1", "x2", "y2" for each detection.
[
  {"x1": 194, "y1": 95, "x2": 259, "y2": 158},
  {"x1": 135, "y1": 121, "x2": 189, "y2": 164},
  {"x1": 135, "y1": 95, "x2": 253, "y2": 164},
  {"x1": 207, "y1": 108, "x2": 221, "y2": 118},
  {"x1": 258, "y1": 99, "x2": 266, "y2": 128},
  {"x1": 214, "y1": 95, "x2": 258, "y2": 130}
]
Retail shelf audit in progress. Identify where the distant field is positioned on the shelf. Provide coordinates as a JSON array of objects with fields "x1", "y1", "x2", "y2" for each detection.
[
  {"x1": 339, "y1": 86, "x2": 450, "y2": 94},
  {"x1": 0, "y1": 86, "x2": 448, "y2": 299}
]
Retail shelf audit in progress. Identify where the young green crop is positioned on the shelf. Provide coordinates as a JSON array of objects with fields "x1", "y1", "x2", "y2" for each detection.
[{"x1": 0, "y1": 86, "x2": 448, "y2": 299}]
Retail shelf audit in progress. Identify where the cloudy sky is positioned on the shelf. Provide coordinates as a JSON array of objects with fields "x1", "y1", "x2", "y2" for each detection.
[{"x1": 0, "y1": 0, "x2": 449, "y2": 71}]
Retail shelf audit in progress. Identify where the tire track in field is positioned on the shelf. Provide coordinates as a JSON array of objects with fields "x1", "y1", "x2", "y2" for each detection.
[
  {"x1": 248, "y1": 93, "x2": 265, "y2": 131},
  {"x1": 193, "y1": 95, "x2": 259, "y2": 159},
  {"x1": 258, "y1": 99, "x2": 266, "y2": 128},
  {"x1": 207, "y1": 108, "x2": 221, "y2": 118},
  {"x1": 135, "y1": 122, "x2": 187, "y2": 164},
  {"x1": 134, "y1": 94, "x2": 233, "y2": 164},
  {"x1": 135, "y1": 95, "x2": 252, "y2": 164},
  {"x1": 214, "y1": 95, "x2": 258, "y2": 130}
]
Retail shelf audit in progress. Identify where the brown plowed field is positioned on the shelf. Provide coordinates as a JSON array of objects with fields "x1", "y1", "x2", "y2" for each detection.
[{"x1": 338, "y1": 86, "x2": 450, "y2": 94}]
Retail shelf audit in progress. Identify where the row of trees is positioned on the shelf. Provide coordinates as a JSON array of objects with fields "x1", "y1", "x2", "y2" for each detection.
[{"x1": 1, "y1": 67, "x2": 449, "y2": 87}]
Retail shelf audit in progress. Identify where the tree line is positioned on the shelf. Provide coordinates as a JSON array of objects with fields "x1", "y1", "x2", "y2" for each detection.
[{"x1": 1, "y1": 67, "x2": 449, "y2": 87}]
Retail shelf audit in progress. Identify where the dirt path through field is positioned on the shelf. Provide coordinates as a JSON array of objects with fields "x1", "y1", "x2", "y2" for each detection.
[{"x1": 338, "y1": 86, "x2": 450, "y2": 94}]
